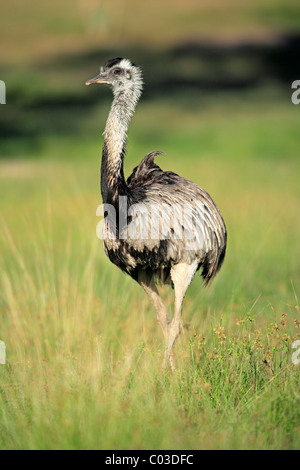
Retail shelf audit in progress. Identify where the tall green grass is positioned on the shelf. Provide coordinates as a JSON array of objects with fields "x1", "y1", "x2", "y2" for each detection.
[{"x1": 0, "y1": 99, "x2": 299, "y2": 449}]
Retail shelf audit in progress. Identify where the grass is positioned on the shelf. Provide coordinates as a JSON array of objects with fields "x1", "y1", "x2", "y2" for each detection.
[
  {"x1": 1, "y1": 0, "x2": 300, "y2": 449},
  {"x1": 0, "y1": 94, "x2": 299, "y2": 449}
]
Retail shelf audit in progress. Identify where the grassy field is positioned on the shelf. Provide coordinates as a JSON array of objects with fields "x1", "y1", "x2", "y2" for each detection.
[
  {"x1": 0, "y1": 0, "x2": 300, "y2": 451},
  {"x1": 0, "y1": 96, "x2": 300, "y2": 449}
]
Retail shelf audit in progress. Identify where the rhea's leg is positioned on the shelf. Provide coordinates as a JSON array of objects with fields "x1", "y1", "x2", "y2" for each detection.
[
  {"x1": 166, "y1": 261, "x2": 198, "y2": 369},
  {"x1": 138, "y1": 270, "x2": 170, "y2": 344}
]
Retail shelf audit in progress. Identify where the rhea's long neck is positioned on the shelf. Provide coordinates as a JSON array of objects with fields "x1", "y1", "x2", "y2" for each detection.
[{"x1": 101, "y1": 84, "x2": 141, "y2": 204}]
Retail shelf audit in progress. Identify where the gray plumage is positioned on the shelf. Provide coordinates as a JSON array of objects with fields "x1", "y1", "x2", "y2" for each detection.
[{"x1": 86, "y1": 58, "x2": 226, "y2": 369}]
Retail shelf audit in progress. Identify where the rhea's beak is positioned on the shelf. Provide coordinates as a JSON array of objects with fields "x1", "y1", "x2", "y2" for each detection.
[{"x1": 85, "y1": 73, "x2": 109, "y2": 86}]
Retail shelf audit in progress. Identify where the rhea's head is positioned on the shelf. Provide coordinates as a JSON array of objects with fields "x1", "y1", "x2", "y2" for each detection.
[{"x1": 85, "y1": 58, "x2": 143, "y2": 95}]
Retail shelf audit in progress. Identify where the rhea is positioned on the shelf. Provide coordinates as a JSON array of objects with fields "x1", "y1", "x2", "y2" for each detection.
[{"x1": 86, "y1": 58, "x2": 226, "y2": 369}]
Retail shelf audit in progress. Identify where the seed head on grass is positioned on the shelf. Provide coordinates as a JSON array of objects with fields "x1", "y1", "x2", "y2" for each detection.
[{"x1": 213, "y1": 326, "x2": 226, "y2": 345}]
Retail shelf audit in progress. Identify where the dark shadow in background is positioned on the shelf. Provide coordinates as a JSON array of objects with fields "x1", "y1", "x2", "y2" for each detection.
[{"x1": 1, "y1": 33, "x2": 299, "y2": 154}]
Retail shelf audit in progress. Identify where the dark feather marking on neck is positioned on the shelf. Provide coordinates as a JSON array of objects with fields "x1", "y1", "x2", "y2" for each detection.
[{"x1": 101, "y1": 141, "x2": 130, "y2": 205}]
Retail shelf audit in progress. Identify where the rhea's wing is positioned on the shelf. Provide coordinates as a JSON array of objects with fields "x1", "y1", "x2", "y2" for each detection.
[
  {"x1": 125, "y1": 151, "x2": 226, "y2": 282},
  {"x1": 124, "y1": 178, "x2": 226, "y2": 281}
]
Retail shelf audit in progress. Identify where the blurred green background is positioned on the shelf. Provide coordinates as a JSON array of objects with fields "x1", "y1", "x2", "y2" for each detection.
[
  {"x1": 0, "y1": 0, "x2": 300, "y2": 450},
  {"x1": 1, "y1": 0, "x2": 300, "y2": 154}
]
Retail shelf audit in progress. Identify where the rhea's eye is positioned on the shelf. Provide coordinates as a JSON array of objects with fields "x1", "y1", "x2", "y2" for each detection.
[{"x1": 113, "y1": 68, "x2": 122, "y2": 76}]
